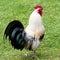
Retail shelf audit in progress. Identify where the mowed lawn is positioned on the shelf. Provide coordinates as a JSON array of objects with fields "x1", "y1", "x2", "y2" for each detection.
[{"x1": 0, "y1": 0, "x2": 60, "y2": 60}]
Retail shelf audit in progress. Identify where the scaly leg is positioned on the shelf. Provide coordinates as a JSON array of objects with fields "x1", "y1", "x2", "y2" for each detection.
[{"x1": 32, "y1": 50, "x2": 37, "y2": 59}]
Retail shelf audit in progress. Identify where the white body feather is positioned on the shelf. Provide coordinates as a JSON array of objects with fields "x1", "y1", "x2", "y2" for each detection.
[{"x1": 25, "y1": 9, "x2": 45, "y2": 50}]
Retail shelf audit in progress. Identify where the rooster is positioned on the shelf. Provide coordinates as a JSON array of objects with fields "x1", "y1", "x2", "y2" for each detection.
[{"x1": 4, "y1": 5, "x2": 45, "y2": 57}]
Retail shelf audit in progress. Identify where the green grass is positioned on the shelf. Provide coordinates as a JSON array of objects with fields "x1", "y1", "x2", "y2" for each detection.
[{"x1": 0, "y1": 0, "x2": 60, "y2": 60}]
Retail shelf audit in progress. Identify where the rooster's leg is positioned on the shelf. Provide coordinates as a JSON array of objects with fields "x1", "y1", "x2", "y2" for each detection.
[{"x1": 32, "y1": 50, "x2": 37, "y2": 59}]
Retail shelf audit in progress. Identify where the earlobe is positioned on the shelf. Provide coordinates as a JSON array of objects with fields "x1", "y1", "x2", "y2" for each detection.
[{"x1": 38, "y1": 10, "x2": 42, "y2": 16}]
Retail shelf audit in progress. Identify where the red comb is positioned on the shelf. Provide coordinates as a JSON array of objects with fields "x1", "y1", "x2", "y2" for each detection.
[{"x1": 34, "y1": 5, "x2": 43, "y2": 10}]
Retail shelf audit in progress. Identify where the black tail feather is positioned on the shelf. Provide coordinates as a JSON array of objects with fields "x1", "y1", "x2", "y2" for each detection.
[{"x1": 4, "y1": 20, "x2": 26, "y2": 50}]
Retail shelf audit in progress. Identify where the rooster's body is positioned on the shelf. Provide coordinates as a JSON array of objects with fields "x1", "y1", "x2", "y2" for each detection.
[{"x1": 4, "y1": 5, "x2": 45, "y2": 56}]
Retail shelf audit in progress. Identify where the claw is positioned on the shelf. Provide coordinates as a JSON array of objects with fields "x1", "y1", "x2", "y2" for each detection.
[{"x1": 25, "y1": 52, "x2": 29, "y2": 57}]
